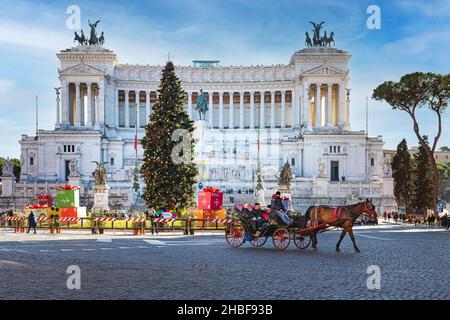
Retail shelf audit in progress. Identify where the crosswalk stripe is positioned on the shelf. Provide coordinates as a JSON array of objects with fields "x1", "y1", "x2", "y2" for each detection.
[
  {"x1": 357, "y1": 233, "x2": 392, "y2": 241},
  {"x1": 144, "y1": 239, "x2": 167, "y2": 245}
]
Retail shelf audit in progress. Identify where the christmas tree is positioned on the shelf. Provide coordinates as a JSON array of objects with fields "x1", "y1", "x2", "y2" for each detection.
[{"x1": 140, "y1": 61, "x2": 198, "y2": 211}]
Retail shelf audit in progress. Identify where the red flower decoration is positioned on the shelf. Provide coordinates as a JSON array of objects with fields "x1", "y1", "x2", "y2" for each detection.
[{"x1": 55, "y1": 184, "x2": 80, "y2": 190}]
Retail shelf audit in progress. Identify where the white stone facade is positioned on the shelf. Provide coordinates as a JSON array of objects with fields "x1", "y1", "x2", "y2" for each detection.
[{"x1": 6, "y1": 43, "x2": 397, "y2": 212}]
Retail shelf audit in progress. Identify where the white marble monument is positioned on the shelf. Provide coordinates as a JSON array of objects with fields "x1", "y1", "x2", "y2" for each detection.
[{"x1": 10, "y1": 22, "x2": 397, "y2": 213}]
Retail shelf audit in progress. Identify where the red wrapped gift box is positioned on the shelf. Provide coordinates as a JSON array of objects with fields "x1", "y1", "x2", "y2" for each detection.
[
  {"x1": 37, "y1": 194, "x2": 53, "y2": 207},
  {"x1": 59, "y1": 207, "x2": 87, "y2": 218},
  {"x1": 198, "y1": 190, "x2": 223, "y2": 210}
]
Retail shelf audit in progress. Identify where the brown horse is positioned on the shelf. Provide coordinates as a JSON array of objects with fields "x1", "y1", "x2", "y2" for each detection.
[{"x1": 304, "y1": 199, "x2": 376, "y2": 253}]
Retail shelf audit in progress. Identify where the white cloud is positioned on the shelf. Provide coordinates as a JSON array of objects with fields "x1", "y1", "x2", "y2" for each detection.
[
  {"x1": 0, "y1": 20, "x2": 69, "y2": 52},
  {"x1": 383, "y1": 29, "x2": 450, "y2": 62}
]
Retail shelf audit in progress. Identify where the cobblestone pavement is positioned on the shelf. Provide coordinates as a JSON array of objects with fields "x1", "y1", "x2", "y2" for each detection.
[{"x1": 0, "y1": 223, "x2": 449, "y2": 300}]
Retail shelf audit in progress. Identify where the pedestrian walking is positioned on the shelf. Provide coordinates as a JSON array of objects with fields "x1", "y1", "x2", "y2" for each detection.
[{"x1": 27, "y1": 211, "x2": 37, "y2": 234}]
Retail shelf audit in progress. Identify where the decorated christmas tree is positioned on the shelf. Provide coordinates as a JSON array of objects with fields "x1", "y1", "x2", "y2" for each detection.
[{"x1": 140, "y1": 61, "x2": 198, "y2": 211}]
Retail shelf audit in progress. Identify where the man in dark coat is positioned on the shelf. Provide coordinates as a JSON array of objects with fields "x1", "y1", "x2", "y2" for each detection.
[
  {"x1": 270, "y1": 191, "x2": 284, "y2": 212},
  {"x1": 242, "y1": 203, "x2": 256, "y2": 235},
  {"x1": 252, "y1": 203, "x2": 267, "y2": 236},
  {"x1": 27, "y1": 211, "x2": 37, "y2": 234}
]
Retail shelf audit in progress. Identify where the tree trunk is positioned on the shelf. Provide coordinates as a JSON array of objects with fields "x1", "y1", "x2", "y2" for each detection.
[{"x1": 429, "y1": 156, "x2": 440, "y2": 219}]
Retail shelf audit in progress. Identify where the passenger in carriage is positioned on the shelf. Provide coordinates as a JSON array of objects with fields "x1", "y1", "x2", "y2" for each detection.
[
  {"x1": 242, "y1": 203, "x2": 257, "y2": 235},
  {"x1": 253, "y1": 203, "x2": 269, "y2": 236}
]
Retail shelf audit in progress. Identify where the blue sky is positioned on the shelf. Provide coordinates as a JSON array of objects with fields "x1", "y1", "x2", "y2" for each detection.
[{"x1": 0, "y1": 0, "x2": 449, "y2": 158}]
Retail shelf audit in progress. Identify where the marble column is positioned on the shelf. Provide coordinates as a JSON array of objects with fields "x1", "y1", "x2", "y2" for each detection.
[
  {"x1": 239, "y1": 92, "x2": 244, "y2": 129},
  {"x1": 303, "y1": 84, "x2": 311, "y2": 130},
  {"x1": 260, "y1": 91, "x2": 265, "y2": 128},
  {"x1": 146, "y1": 91, "x2": 151, "y2": 123},
  {"x1": 338, "y1": 83, "x2": 345, "y2": 127},
  {"x1": 315, "y1": 83, "x2": 321, "y2": 128},
  {"x1": 75, "y1": 82, "x2": 81, "y2": 126},
  {"x1": 250, "y1": 91, "x2": 255, "y2": 129},
  {"x1": 281, "y1": 90, "x2": 286, "y2": 128},
  {"x1": 97, "y1": 83, "x2": 104, "y2": 125},
  {"x1": 327, "y1": 83, "x2": 333, "y2": 127},
  {"x1": 292, "y1": 88, "x2": 298, "y2": 128},
  {"x1": 80, "y1": 84, "x2": 85, "y2": 126},
  {"x1": 124, "y1": 90, "x2": 130, "y2": 128},
  {"x1": 55, "y1": 89, "x2": 61, "y2": 128},
  {"x1": 208, "y1": 92, "x2": 214, "y2": 128},
  {"x1": 187, "y1": 92, "x2": 193, "y2": 119},
  {"x1": 219, "y1": 92, "x2": 224, "y2": 129},
  {"x1": 87, "y1": 83, "x2": 93, "y2": 126},
  {"x1": 135, "y1": 91, "x2": 140, "y2": 128},
  {"x1": 229, "y1": 92, "x2": 234, "y2": 129},
  {"x1": 114, "y1": 87, "x2": 119, "y2": 128},
  {"x1": 270, "y1": 91, "x2": 275, "y2": 128},
  {"x1": 61, "y1": 81, "x2": 69, "y2": 125}
]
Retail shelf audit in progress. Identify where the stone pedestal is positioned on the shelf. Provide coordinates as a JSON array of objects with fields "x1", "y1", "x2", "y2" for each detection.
[
  {"x1": 193, "y1": 120, "x2": 209, "y2": 192},
  {"x1": 255, "y1": 188, "x2": 266, "y2": 206},
  {"x1": 92, "y1": 184, "x2": 110, "y2": 211},
  {"x1": 314, "y1": 177, "x2": 328, "y2": 197},
  {"x1": 278, "y1": 184, "x2": 291, "y2": 195},
  {"x1": 0, "y1": 176, "x2": 15, "y2": 198},
  {"x1": 194, "y1": 120, "x2": 208, "y2": 158},
  {"x1": 68, "y1": 176, "x2": 80, "y2": 188}
]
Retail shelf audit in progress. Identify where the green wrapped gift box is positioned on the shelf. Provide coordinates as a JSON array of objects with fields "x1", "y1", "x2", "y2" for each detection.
[{"x1": 56, "y1": 189, "x2": 80, "y2": 208}]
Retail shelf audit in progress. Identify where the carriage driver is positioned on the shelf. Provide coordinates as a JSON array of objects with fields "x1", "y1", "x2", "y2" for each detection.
[
  {"x1": 271, "y1": 191, "x2": 292, "y2": 225},
  {"x1": 271, "y1": 191, "x2": 284, "y2": 212}
]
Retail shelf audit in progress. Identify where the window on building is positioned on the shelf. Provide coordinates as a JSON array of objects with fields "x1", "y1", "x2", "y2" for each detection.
[
  {"x1": 30, "y1": 157, "x2": 34, "y2": 166},
  {"x1": 333, "y1": 146, "x2": 337, "y2": 153},
  {"x1": 110, "y1": 158, "x2": 115, "y2": 166},
  {"x1": 63, "y1": 145, "x2": 67, "y2": 152},
  {"x1": 338, "y1": 146, "x2": 341, "y2": 153},
  {"x1": 329, "y1": 146, "x2": 333, "y2": 153},
  {"x1": 291, "y1": 158, "x2": 295, "y2": 166},
  {"x1": 371, "y1": 158, "x2": 375, "y2": 166}
]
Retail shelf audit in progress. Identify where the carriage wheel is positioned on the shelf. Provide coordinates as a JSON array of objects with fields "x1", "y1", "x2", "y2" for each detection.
[
  {"x1": 272, "y1": 228, "x2": 291, "y2": 251},
  {"x1": 293, "y1": 232, "x2": 311, "y2": 249},
  {"x1": 250, "y1": 235, "x2": 268, "y2": 247},
  {"x1": 225, "y1": 223, "x2": 245, "y2": 248}
]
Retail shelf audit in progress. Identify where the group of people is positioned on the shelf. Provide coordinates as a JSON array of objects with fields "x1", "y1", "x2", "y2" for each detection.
[
  {"x1": 222, "y1": 188, "x2": 255, "y2": 195},
  {"x1": 382, "y1": 211, "x2": 450, "y2": 229},
  {"x1": 241, "y1": 191, "x2": 291, "y2": 236},
  {"x1": 382, "y1": 212, "x2": 404, "y2": 223}
]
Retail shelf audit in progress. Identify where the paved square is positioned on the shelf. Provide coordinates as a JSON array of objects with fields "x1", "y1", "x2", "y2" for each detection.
[{"x1": 0, "y1": 224, "x2": 448, "y2": 300}]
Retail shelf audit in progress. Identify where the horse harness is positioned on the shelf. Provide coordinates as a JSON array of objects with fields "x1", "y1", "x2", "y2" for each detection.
[
  {"x1": 311, "y1": 206, "x2": 344, "y2": 227},
  {"x1": 333, "y1": 206, "x2": 344, "y2": 224}
]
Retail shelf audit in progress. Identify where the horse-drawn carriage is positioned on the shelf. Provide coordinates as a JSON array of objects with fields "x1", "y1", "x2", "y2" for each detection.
[
  {"x1": 225, "y1": 204, "x2": 315, "y2": 251},
  {"x1": 225, "y1": 199, "x2": 377, "y2": 252}
]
